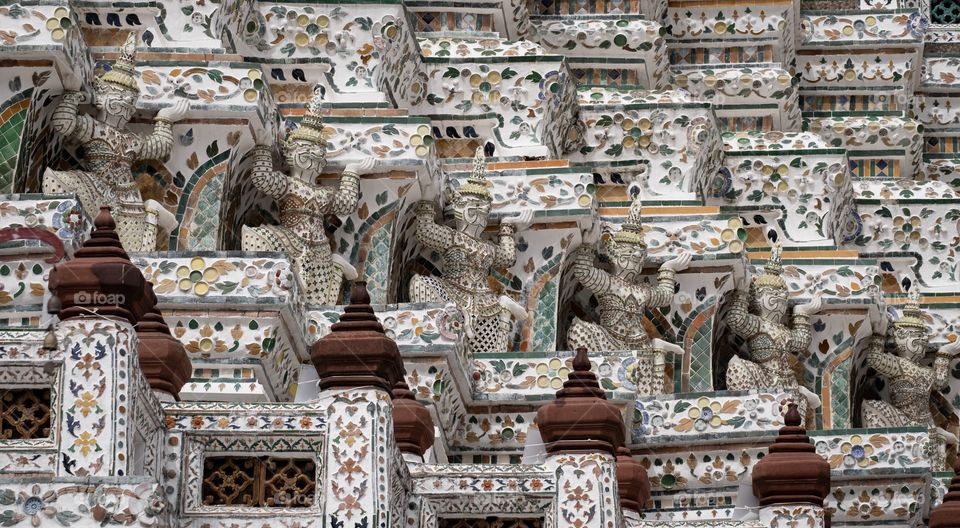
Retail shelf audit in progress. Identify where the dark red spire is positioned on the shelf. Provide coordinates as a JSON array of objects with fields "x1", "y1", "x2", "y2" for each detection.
[
  {"x1": 48, "y1": 207, "x2": 150, "y2": 324},
  {"x1": 752, "y1": 403, "x2": 830, "y2": 506},
  {"x1": 535, "y1": 347, "x2": 625, "y2": 456},
  {"x1": 392, "y1": 381, "x2": 435, "y2": 457},
  {"x1": 617, "y1": 446, "x2": 651, "y2": 513},
  {"x1": 310, "y1": 281, "x2": 404, "y2": 393},
  {"x1": 930, "y1": 458, "x2": 960, "y2": 528},
  {"x1": 136, "y1": 282, "x2": 192, "y2": 400}
]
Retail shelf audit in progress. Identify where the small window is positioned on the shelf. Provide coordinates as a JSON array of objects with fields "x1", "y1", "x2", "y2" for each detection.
[
  {"x1": 0, "y1": 388, "x2": 51, "y2": 439},
  {"x1": 932, "y1": 0, "x2": 960, "y2": 24},
  {"x1": 202, "y1": 456, "x2": 316, "y2": 508},
  {"x1": 439, "y1": 519, "x2": 543, "y2": 528}
]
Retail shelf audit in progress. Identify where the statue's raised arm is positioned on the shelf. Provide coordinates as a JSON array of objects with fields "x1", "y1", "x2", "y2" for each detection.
[
  {"x1": 861, "y1": 290, "x2": 960, "y2": 425},
  {"x1": 139, "y1": 99, "x2": 190, "y2": 162},
  {"x1": 43, "y1": 31, "x2": 184, "y2": 251},
  {"x1": 241, "y1": 86, "x2": 375, "y2": 305},
  {"x1": 408, "y1": 145, "x2": 528, "y2": 354},
  {"x1": 249, "y1": 142, "x2": 288, "y2": 200},
  {"x1": 51, "y1": 74, "x2": 94, "y2": 143},
  {"x1": 413, "y1": 201, "x2": 454, "y2": 254},
  {"x1": 566, "y1": 201, "x2": 689, "y2": 356},
  {"x1": 724, "y1": 243, "x2": 821, "y2": 418},
  {"x1": 725, "y1": 278, "x2": 761, "y2": 340}
]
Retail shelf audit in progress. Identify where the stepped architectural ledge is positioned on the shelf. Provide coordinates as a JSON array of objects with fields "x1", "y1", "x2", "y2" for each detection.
[{"x1": 0, "y1": 0, "x2": 957, "y2": 526}]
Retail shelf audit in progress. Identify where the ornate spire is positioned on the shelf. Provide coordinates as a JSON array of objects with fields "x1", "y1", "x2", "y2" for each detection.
[
  {"x1": 894, "y1": 289, "x2": 926, "y2": 331},
  {"x1": 930, "y1": 458, "x2": 960, "y2": 528},
  {"x1": 456, "y1": 146, "x2": 492, "y2": 200},
  {"x1": 99, "y1": 32, "x2": 140, "y2": 93},
  {"x1": 288, "y1": 84, "x2": 327, "y2": 145},
  {"x1": 613, "y1": 199, "x2": 646, "y2": 246},
  {"x1": 310, "y1": 281, "x2": 404, "y2": 393},
  {"x1": 754, "y1": 242, "x2": 786, "y2": 290},
  {"x1": 535, "y1": 347, "x2": 626, "y2": 456},
  {"x1": 48, "y1": 207, "x2": 150, "y2": 324},
  {"x1": 752, "y1": 402, "x2": 830, "y2": 506}
]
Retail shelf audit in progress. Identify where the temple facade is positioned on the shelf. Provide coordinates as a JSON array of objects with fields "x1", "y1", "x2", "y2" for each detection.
[{"x1": 0, "y1": 0, "x2": 960, "y2": 525}]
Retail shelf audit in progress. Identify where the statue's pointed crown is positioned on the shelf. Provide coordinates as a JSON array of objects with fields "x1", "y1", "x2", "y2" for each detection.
[
  {"x1": 456, "y1": 146, "x2": 491, "y2": 200},
  {"x1": 99, "y1": 32, "x2": 140, "y2": 93},
  {"x1": 612, "y1": 200, "x2": 646, "y2": 246},
  {"x1": 288, "y1": 84, "x2": 327, "y2": 145},
  {"x1": 753, "y1": 243, "x2": 787, "y2": 290},
  {"x1": 895, "y1": 290, "x2": 926, "y2": 331}
]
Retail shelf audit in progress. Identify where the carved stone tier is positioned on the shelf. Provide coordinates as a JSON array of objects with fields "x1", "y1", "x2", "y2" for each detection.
[
  {"x1": 804, "y1": 115, "x2": 923, "y2": 180},
  {"x1": 134, "y1": 251, "x2": 303, "y2": 402},
  {"x1": 712, "y1": 135, "x2": 857, "y2": 246},
  {"x1": 571, "y1": 88, "x2": 722, "y2": 198},
  {"x1": 752, "y1": 403, "x2": 831, "y2": 506},
  {"x1": 798, "y1": 9, "x2": 922, "y2": 127},
  {"x1": 403, "y1": 0, "x2": 531, "y2": 40},
  {"x1": 917, "y1": 58, "x2": 960, "y2": 181},
  {"x1": 852, "y1": 180, "x2": 960, "y2": 288},
  {"x1": 634, "y1": 389, "x2": 794, "y2": 445},
  {"x1": 530, "y1": 16, "x2": 669, "y2": 90},
  {"x1": 634, "y1": 422, "x2": 932, "y2": 526},
  {"x1": 672, "y1": 65, "x2": 801, "y2": 131},
  {"x1": 801, "y1": 9, "x2": 923, "y2": 50},
  {"x1": 668, "y1": 0, "x2": 797, "y2": 69},
  {"x1": 411, "y1": 36, "x2": 581, "y2": 157}
]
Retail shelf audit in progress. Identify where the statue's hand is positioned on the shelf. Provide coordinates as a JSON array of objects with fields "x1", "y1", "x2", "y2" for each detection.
[
  {"x1": 502, "y1": 209, "x2": 533, "y2": 232},
  {"x1": 869, "y1": 306, "x2": 888, "y2": 335},
  {"x1": 733, "y1": 274, "x2": 749, "y2": 293},
  {"x1": 795, "y1": 293, "x2": 823, "y2": 316},
  {"x1": 62, "y1": 72, "x2": 84, "y2": 92},
  {"x1": 419, "y1": 175, "x2": 440, "y2": 201},
  {"x1": 344, "y1": 157, "x2": 377, "y2": 175},
  {"x1": 940, "y1": 337, "x2": 960, "y2": 357},
  {"x1": 935, "y1": 426, "x2": 959, "y2": 446},
  {"x1": 580, "y1": 222, "x2": 600, "y2": 246},
  {"x1": 157, "y1": 98, "x2": 190, "y2": 122},
  {"x1": 253, "y1": 127, "x2": 276, "y2": 147},
  {"x1": 662, "y1": 252, "x2": 692, "y2": 272}
]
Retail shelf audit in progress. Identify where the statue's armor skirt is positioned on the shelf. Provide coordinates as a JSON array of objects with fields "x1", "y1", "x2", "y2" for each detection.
[
  {"x1": 861, "y1": 382, "x2": 930, "y2": 428},
  {"x1": 409, "y1": 274, "x2": 505, "y2": 353},
  {"x1": 726, "y1": 355, "x2": 808, "y2": 418},
  {"x1": 860, "y1": 399, "x2": 914, "y2": 428},
  {"x1": 241, "y1": 225, "x2": 343, "y2": 305},
  {"x1": 566, "y1": 316, "x2": 652, "y2": 352},
  {"x1": 43, "y1": 169, "x2": 155, "y2": 251}
]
